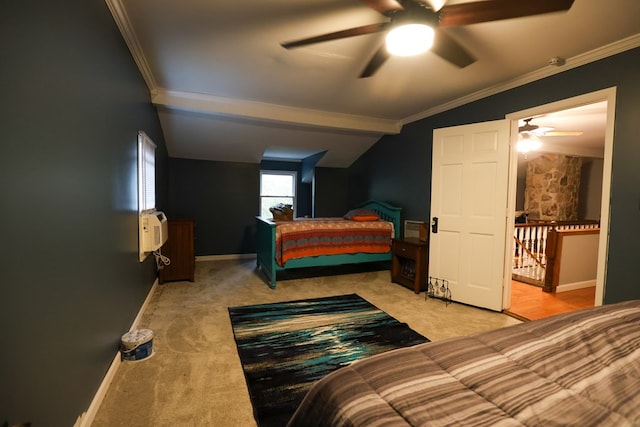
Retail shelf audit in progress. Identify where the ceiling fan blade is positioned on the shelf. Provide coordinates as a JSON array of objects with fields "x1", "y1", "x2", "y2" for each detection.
[
  {"x1": 544, "y1": 131, "x2": 584, "y2": 136},
  {"x1": 438, "y1": 0, "x2": 574, "y2": 28},
  {"x1": 282, "y1": 22, "x2": 390, "y2": 49},
  {"x1": 431, "y1": 29, "x2": 475, "y2": 68},
  {"x1": 360, "y1": 0, "x2": 404, "y2": 16},
  {"x1": 360, "y1": 45, "x2": 390, "y2": 78}
]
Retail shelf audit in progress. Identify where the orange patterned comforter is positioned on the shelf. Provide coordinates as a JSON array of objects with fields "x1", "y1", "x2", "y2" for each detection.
[{"x1": 275, "y1": 218, "x2": 394, "y2": 267}]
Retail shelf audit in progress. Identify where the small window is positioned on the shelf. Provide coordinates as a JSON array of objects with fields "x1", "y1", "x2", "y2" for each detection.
[
  {"x1": 138, "y1": 131, "x2": 156, "y2": 213},
  {"x1": 260, "y1": 170, "x2": 296, "y2": 218}
]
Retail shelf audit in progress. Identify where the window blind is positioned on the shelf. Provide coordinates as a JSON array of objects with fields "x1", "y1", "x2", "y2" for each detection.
[{"x1": 138, "y1": 131, "x2": 156, "y2": 212}]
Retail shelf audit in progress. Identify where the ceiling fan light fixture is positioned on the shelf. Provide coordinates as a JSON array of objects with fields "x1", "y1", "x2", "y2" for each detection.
[
  {"x1": 517, "y1": 133, "x2": 543, "y2": 153},
  {"x1": 385, "y1": 23, "x2": 435, "y2": 56}
]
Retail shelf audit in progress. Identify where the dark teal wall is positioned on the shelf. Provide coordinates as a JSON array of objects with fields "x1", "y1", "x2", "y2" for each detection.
[
  {"x1": 314, "y1": 167, "x2": 350, "y2": 217},
  {"x1": 350, "y1": 47, "x2": 640, "y2": 304},
  {"x1": 0, "y1": 1, "x2": 167, "y2": 425},
  {"x1": 167, "y1": 158, "x2": 260, "y2": 255},
  {"x1": 166, "y1": 159, "x2": 349, "y2": 254}
]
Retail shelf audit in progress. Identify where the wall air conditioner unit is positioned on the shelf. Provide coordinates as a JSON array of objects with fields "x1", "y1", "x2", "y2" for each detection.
[
  {"x1": 404, "y1": 220, "x2": 428, "y2": 241},
  {"x1": 139, "y1": 211, "x2": 168, "y2": 260}
]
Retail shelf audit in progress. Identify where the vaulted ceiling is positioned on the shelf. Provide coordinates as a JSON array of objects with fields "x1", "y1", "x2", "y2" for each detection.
[{"x1": 106, "y1": 0, "x2": 640, "y2": 167}]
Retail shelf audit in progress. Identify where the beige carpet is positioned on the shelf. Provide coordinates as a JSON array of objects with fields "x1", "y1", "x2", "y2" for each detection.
[{"x1": 93, "y1": 259, "x2": 520, "y2": 426}]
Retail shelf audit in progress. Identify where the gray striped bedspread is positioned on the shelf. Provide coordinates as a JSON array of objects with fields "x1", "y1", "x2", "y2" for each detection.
[{"x1": 287, "y1": 300, "x2": 640, "y2": 427}]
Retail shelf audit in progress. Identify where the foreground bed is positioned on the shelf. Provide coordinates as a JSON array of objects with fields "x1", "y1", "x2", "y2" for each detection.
[
  {"x1": 256, "y1": 200, "x2": 401, "y2": 289},
  {"x1": 288, "y1": 299, "x2": 640, "y2": 427}
]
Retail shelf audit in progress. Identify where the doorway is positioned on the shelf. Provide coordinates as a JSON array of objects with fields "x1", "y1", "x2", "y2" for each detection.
[{"x1": 503, "y1": 88, "x2": 617, "y2": 315}]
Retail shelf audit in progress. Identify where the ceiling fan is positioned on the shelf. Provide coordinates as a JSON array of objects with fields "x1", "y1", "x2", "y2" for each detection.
[
  {"x1": 281, "y1": 0, "x2": 575, "y2": 78},
  {"x1": 519, "y1": 118, "x2": 583, "y2": 137}
]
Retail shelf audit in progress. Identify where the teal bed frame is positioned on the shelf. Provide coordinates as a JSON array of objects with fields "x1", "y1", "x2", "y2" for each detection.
[{"x1": 256, "y1": 200, "x2": 402, "y2": 289}]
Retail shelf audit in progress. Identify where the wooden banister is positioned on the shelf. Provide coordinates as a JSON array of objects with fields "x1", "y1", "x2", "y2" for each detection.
[
  {"x1": 542, "y1": 229, "x2": 558, "y2": 292},
  {"x1": 543, "y1": 227, "x2": 600, "y2": 293}
]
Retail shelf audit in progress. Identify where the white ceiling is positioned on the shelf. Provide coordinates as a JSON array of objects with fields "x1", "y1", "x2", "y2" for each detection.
[
  {"x1": 515, "y1": 100, "x2": 608, "y2": 174},
  {"x1": 107, "y1": 0, "x2": 640, "y2": 167},
  {"x1": 522, "y1": 101, "x2": 608, "y2": 154}
]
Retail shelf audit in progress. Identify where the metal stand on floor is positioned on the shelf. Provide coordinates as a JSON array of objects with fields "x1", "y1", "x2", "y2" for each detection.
[{"x1": 425, "y1": 276, "x2": 452, "y2": 306}]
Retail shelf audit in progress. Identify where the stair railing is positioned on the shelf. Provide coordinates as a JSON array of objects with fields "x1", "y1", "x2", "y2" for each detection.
[{"x1": 512, "y1": 220, "x2": 599, "y2": 286}]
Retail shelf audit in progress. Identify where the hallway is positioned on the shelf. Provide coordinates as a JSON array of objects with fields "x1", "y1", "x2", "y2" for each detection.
[{"x1": 505, "y1": 280, "x2": 595, "y2": 321}]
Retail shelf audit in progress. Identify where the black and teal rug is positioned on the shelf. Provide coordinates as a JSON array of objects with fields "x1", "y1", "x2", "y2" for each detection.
[{"x1": 228, "y1": 294, "x2": 429, "y2": 427}]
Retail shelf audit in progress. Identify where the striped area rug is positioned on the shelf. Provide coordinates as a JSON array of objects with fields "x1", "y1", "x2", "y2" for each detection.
[{"x1": 229, "y1": 294, "x2": 429, "y2": 427}]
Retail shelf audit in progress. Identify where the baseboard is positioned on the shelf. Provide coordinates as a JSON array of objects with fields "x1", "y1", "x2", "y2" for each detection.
[
  {"x1": 128, "y1": 278, "x2": 159, "y2": 332},
  {"x1": 556, "y1": 280, "x2": 596, "y2": 293},
  {"x1": 75, "y1": 277, "x2": 159, "y2": 427},
  {"x1": 196, "y1": 253, "x2": 256, "y2": 262}
]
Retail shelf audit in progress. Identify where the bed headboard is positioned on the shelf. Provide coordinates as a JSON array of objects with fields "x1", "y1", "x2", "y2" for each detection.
[{"x1": 357, "y1": 200, "x2": 402, "y2": 239}]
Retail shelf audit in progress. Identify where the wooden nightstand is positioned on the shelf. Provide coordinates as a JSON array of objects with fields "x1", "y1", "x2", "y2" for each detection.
[
  {"x1": 391, "y1": 238, "x2": 428, "y2": 294},
  {"x1": 159, "y1": 218, "x2": 195, "y2": 284}
]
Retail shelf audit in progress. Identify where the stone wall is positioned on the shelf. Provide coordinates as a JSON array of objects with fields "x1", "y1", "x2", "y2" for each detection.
[{"x1": 525, "y1": 154, "x2": 582, "y2": 220}]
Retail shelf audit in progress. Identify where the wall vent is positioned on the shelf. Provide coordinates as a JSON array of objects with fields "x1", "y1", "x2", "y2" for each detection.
[{"x1": 404, "y1": 220, "x2": 424, "y2": 239}]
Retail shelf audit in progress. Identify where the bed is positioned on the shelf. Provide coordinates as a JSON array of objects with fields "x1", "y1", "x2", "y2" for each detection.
[
  {"x1": 256, "y1": 200, "x2": 401, "y2": 289},
  {"x1": 288, "y1": 299, "x2": 640, "y2": 427}
]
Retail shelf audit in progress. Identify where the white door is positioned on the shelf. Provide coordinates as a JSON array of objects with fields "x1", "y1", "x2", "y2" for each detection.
[{"x1": 429, "y1": 120, "x2": 510, "y2": 311}]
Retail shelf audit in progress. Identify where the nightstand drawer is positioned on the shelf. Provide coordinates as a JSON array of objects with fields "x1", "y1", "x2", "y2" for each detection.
[{"x1": 393, "y1": 239, "x2": 420, "y2": 260}]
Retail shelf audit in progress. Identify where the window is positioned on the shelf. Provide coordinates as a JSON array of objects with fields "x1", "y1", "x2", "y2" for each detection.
[
  {"x1": 260, "y1": 170, "x2": 296, "y2": 218},
  {"x1": 138, "y1": 131, "x2": 156, "y2": 213},
  {"x1": 138, "y1": 131, "x2": 158, "y2": 262}
]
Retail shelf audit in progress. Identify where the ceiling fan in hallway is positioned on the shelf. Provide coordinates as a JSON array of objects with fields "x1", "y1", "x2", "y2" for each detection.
[
  {"x1": 519, "y1": 118, "x2": 584, "y2": 137},
  {"x1": 281, "y1": 0, "x2": 575, "y2": 77},
  {"x1": 517, "y1": 117, "x2": 584, "y2": 154}
]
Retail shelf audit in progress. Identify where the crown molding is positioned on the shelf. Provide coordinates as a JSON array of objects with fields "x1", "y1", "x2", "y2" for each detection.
[
  {"x1": 401, "y1": 34, "x2": 640, "y2": 125},
  {"x1": 152, "y1": 89, "x2": 402, "y2": 134},
  {"x1": 106, "y1": 0, "x2": 399, "y2": 134},
  {"x1": 105, "y1": 0, "x2": 158, "y2": 95},
  {"x1": 105, "y1": 0, "x2": 637, "y2": 135}
]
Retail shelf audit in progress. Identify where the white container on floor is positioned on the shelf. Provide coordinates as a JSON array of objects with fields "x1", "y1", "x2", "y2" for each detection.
[{"x1": 120, "y1": 329, "x2": 154, "y2": 361}]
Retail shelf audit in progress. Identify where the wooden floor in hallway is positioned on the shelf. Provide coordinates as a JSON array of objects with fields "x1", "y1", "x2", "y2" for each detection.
[{"x1": 505, "y1": 280, "x2": 596, "y2": 321}]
